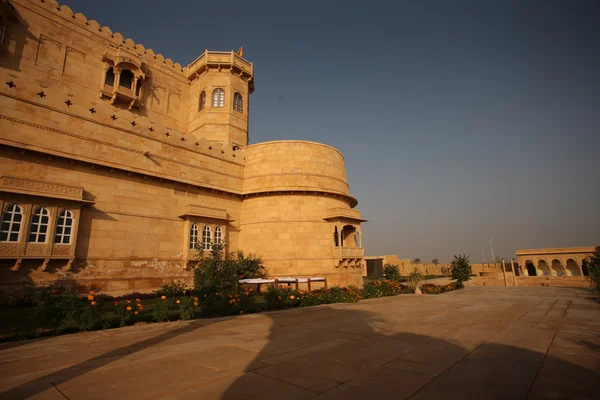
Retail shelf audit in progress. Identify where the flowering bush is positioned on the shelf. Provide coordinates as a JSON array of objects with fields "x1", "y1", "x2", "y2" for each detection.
[
  {"x1": 153, "y1": 295, "x2": 170, "y2": 322},
  {"x1": 420, "y1": 283, "x2": 442, "y2": 294},
  {"x1": 156, "y1": 280, "x2": 188, "y2": 299},
  {"x1": 114, "y1": 297, "x2": 145, "y2": 326},
  {"x1": 178, "y1": 297, "x2": 197, "y2": 320},
  {"x1": 361, "y1": 280, "x2": 409, "y2": 299},
  {"x1": 421, "y1": 282, "x2": 463, "y2": 294}
]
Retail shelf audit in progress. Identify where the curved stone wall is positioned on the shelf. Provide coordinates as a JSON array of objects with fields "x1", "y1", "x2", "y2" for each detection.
[
  {"x1": 242, "y1": 141, "x2": 350, "y2": 196},
  {"x1": 239, "y1": 141, "x2": 363, "y2": 287},
  {"x1": 238, "y1": 194, "x2": 363, "y2": 287}
]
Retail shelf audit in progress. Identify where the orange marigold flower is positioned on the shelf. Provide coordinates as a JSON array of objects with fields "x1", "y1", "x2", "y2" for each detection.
[
  {"x1": 290, "y1": 295, "x2": 295, "y2": 300},
  {"x1": 161, "y1": 295, "x2": 166, "y2": 300},
  {"x1": 193, "y1": 296, "x2": 199, "y2": 301},
  {"x1": 193, "y1": 301, "x2": 199, "y2": 306},
  {"x1": 126, "y1": 299, "x2": 131, "y2": 304},
  {"x1": 139, "y1": 305, "x2": 144, "y2": 310},
  {"x1": 134, "y1": 311, "x2": 139, "y2": 315},
  {"x1": 89, "y1": 291, "x2": 95, "y2": 295},
  {"x1": 126, "y1": 306, "x2": 132, "y2": 311},
  {"x1": 87, "y1": 295, "x2": 94, "y2": 301},
  {"x1": 50, "y1": 289, "x2": 57, "y2": 294},
  {"x1": 114, "y1": 301, "x2": 119, "y2": 306},
  {"x1": 278, "y1": 296, "x2": 282, "y2": 300},
  {"x1": 136, "y1": 298, "x2": 140, "y2": 302},
  {"x1": 176, "y1": 300, "x2": 180, "y2": 304},
  {"x1": 91, "y1": 301, "x2": 96, "y2": 305}
]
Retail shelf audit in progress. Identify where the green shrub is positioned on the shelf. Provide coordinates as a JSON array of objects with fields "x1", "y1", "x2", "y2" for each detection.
[
  {"x1": 156, "y1": 280, "x2": 188, "y2": 299},
  {"x1": 177, "y1": 297, "x2": 196, "y2": 320},
  {"x1": 407, "y1": 269, "x2": 424, "y2": 292},
  {"x1": 361, "y1": 280, "x2": 409, "y2": 298},
  {"x1": 193, "y1": 243, "x2": 266, "y2": 298},
  {"x1": 420, "y1": 283, "x2": 442, "y2": 294},
  {"x1": 114, "y1": 298, "x2": 144, "y2": 326},
  {"x1": 153, "y1": 295, "x2": 170, "y2": 322},
  {"x1": 32, "y1": 288, "x2": 80, "y2": 333},
  {"x1": 450, "y1": 253, "x2": 472, "y2": 284},
  {"x1": 383, "y1": 264, "x2": 401, "y2": 281},
  {"x1": 585, "y1": 249, "x2": 600, "y2": 294}
]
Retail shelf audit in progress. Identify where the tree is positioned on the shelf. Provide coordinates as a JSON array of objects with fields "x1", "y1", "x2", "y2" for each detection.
[
  {"x1": 585, "y1": 247, "x2": 600, "y2": 294},
  {"x1": 412, "y1": 258, "x2": 421, "y2": 264},
  {"x1": 193, "y1": 242, "x2": 266, "y2": 297},
  {"x1": 450, "y1": 253, "x2": 472, "y2": 284},
  {"x1": 432, "y1": 258, "x2": 439, "y2": 265},
  {"x1": 383, "y1": 264, "x2": 400, "y2": 281}
]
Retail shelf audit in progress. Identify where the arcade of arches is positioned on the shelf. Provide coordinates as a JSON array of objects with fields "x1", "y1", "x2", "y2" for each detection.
[{"x1": 516, "y1": 246, "x2": 597, "y2": 277}]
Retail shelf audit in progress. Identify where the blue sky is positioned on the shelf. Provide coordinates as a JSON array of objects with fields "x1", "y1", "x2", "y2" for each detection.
[{"x1": 62, "y1": 0, "x2": 599, "y2": 262}]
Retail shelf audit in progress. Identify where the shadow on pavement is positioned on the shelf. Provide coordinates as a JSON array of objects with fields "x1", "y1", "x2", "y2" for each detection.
[{"x1": 1, "y1": 300, "x2": 598, "y2": 399}]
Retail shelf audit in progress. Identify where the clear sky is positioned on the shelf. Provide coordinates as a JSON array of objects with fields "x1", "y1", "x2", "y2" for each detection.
[{"x1": 62, "y1": 0, "x2": 599, "y2": 263}]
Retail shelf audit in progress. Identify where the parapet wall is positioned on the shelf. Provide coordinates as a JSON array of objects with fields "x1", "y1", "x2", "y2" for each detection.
[
  {"x1": 242, "y1": 141, "x2": 352, "y2": 199},
  {"x1": 366, "y1": 255, "x2": 504, "y2": 277}
]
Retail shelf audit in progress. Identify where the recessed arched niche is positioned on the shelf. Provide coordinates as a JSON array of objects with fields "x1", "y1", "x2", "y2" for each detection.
[{"x1": 100, "y1": 47, "x2": 146, "y2": 110}]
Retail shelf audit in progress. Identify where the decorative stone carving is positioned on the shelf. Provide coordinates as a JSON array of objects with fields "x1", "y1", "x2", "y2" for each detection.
[
  {"x1": 25, "y1": 243, "x2": 47, "y2": 256},
  {"x1": 53, "y1": 245, "x2": 70, "y2": 256},
  {"x1": 0, "y1": 176, "x2": 83, "y2": 198},
  {"x1": 180, "y1": 205, "x2": 228, "y2": 220},
  {"x1": 10, "y1": 258, "x2": 22, "y2": 271}
]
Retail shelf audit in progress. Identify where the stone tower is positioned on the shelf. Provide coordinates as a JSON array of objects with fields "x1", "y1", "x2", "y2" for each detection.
[{"x1": 186, "y1": 51, "x2": 254, "y2": 150}]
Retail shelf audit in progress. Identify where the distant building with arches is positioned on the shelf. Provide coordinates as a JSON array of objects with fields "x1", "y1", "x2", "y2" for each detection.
[{"x1": 516, "y1": 247, "x2": 597, "y2": 277}]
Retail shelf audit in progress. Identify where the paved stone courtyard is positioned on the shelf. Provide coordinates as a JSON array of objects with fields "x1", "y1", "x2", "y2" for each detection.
[{"x1": 0, "y1": 286, "x2": 598, "y2": 399}]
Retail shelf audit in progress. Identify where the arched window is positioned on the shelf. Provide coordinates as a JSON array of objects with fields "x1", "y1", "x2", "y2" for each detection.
[
  {"x1": 202, "y1": 225, "x2": 211, "y2": 250},
  {"x1": 214, "y1": 226, "x2": 223, "y2": 245},
  {"x1": 333, "y1": 227, "x2": 339, "y2": 247},
  {"x1": 212, "y1": 88, "x2": 224, "y2": 107},
  {"x1": 233, "y1": 92, "x2": 243, "y2": 113},
  {"x1": 198, "y1": 91, "x2": 206, "y2": 111},
  {"x1": 0, "y1": 204, "x2": 23, "y2": 242},
  {"x1": 28, "y1": 207, "x2": 50, "y2": 243},
  {"x1": 54, "y1": 210, "x2": 74, "y2": 244},
  {"x1": 119, "y1": 69, "x2": 134, "y2": 89},
  {"x1": 105, "y1": 67, "x2": 115, "y2": 87},
  {"x1": 189, "y1": 223, "x2": 199, "y2": 250}
]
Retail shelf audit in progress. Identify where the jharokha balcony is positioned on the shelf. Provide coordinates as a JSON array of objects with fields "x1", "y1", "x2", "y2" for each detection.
[{"x1": 333, "y1": 247, "x2": 365, "y2": 258}]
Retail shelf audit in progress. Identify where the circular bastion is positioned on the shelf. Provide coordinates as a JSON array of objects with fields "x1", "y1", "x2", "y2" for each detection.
[
  {"x1": 238, "y1": 141, "x2": 363, "y2": 288},
  {"x1": 242, "y1": 140, "x2": 351, "y2": 198}
]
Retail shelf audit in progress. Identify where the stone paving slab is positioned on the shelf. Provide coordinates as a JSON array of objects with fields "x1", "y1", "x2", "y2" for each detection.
[{"x1": 0, "y1": 286, "x2": 599, "y2": 399}]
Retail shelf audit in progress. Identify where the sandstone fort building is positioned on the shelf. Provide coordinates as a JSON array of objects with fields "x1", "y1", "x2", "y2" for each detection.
[{"x1": 0, "y1": 0, "x2": 366, "y2": 292}]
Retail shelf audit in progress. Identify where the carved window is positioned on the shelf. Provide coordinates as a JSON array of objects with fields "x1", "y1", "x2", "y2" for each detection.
[
  {"x1": 54, "y1": 210, "x2": 73, "y2": 245},
  {"x1": 212, "y1": 88, "x2": 224, "y2": 108},
  {"x1": 189, "y1": 223, "x2": 199, "y2": 250},
  {"x1": 233, "y1": 92, "x2": 243, "y2": 113},
  {"x1": 119, "y1": 69, "x2": 134, "y2": 89},
  {"x1": 105, "y1": 67, "x2": 115, "y2": 87},
  {"x1": 0, "y1": 204, "x2": 23, "y2": 242},
  {"x1": 202, "y1": 225, "x2": 211, "y2": 250},
  {"x1": 214, "y1": 226, "x2": 223, "y2": 245},
  {"x1": 28, "y1": 207, "x2": 50, "y2": 243},
  {"x1": 198, "y1": 91, "x2": 206, "y2": 111}
]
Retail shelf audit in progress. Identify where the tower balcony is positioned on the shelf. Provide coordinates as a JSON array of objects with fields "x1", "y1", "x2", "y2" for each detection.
[
  {"x1": 187, "y1": 50, "x2": 254, "y2": 92},
  {"x1": 333, "y1": 247, "x2": 365, "y2": 258}
]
